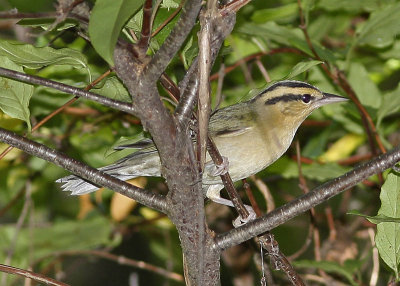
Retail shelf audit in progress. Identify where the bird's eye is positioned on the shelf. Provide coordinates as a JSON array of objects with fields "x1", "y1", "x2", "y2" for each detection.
[{"x1": 301, "y1": 94, "x2": 311, "y2": 103}]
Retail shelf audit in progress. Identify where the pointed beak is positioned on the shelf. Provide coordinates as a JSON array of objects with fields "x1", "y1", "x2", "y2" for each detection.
[{"x1": 315, "y1": 92, "x2": 348, "y2": 108}]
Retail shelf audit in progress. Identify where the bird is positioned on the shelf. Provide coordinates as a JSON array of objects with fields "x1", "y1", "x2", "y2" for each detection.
[{"x1": 57, "y1": 80, "x2": 347, "y2": 223}]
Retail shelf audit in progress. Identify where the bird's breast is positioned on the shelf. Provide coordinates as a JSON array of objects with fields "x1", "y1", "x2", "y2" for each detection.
[{"x1": 203, "y1": 126, "x2": 293, "y2": 185}]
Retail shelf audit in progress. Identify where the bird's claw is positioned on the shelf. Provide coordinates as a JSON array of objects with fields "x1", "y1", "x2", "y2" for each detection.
[
  {"x1": 211, "y1": 156, "x2": 229, "y2": 176},
  {"x1": 232, "y1": 206, "x2": 257, "y2": 228}
]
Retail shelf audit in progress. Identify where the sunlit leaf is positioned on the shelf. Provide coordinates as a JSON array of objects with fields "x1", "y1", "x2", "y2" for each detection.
[{"x1": 319, "y1": 134, "x2": 364, "y2": 163}]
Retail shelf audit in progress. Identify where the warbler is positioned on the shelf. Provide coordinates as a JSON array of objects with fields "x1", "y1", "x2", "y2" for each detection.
[{"x1": 57, "y1": 80, "x2": 347, "y2": 212}]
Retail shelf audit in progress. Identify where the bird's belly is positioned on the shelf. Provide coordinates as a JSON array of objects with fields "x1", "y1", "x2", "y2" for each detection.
[{"x1": 202, "y1": 130, "x2": 289, "y2": 185}]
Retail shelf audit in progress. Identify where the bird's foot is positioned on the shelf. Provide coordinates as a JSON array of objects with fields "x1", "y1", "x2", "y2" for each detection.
[
  {"x1": 211, "y1": 156, "x2": 229, "y2": 176},
  {"x1": 233, "y1": 205, "x2": 257, "y2": 228}
]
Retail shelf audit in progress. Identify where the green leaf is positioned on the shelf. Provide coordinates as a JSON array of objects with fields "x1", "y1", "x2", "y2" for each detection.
[
  {"x1": 294, "y1": 260, "x2": 358, "y2": 285},
  {"x1": 237, "y1": 22, "x2": 337, "y2": 62},
  {"x1": 348, "y1": 62, "x2": 381, "y2": 109},
  {"x1": 375, "y1": 172, "x2": 400, "y2": 280},
  {"x1": 89, "y1": 0, "x2": 145, "y2": 65},
  {"x1": 356, "y1": 3, "x2": 400, "y2": 48},
  {"x1": 348, "y1": 210, "x2": 400, "y2": 224},
  {"x1": 282, "y1": 60, "x2": 323, "y2": 80},
  {"x1": 93, "y1": 76, "x2": 131, "y2": 103},
  {"x1": 301, "y1": 0, "x2": 315, "y2": 26},
  {"x1": 251, "y1": 3, "x2": 298, "y2": 23},
  {"x1": 0, "y1": 216, "x2": 117, "y2": 261},
  {"x1": 302, "y1": 162, "x2": 350, "y2": 181},
  {"x1": 0, "y1": 40, "x2": 88, "y2": 71},
  {"x1": 377, "y1": 85, "x2": 400, "y2": 128},
  {"x1": 17, "y1": 18, "x2": 78, "y2": 31},
  {"x1": 318, "y1": 0, "x2": 381, "y2": 12},
  {"x1": 181, "y1": 37, "x2": 197, "y2": 70},
  {"x1": 0, "y1": 56, "x2": 33, "y2": 130}
]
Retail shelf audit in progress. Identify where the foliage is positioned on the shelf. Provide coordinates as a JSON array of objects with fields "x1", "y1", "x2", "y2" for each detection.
[{"x1": 0, "y1": 0, "x2": 400, "y2": 285}]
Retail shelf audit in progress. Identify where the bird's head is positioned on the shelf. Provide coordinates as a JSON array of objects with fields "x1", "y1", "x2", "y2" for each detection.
[{"x1": 253, "y1": 80, "x2": 348, "y2": 125}]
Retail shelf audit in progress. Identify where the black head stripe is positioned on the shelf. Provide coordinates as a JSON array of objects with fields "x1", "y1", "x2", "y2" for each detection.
[
  {"x1": 265, "y1": 93, "x2": 304, "y2": 105},
  {"x1": 262, "y1": 81, "x2": 319, "y2": 94}
]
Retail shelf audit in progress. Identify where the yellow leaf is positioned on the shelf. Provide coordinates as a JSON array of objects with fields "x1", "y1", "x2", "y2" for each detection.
[
  {"x1": 319, "y1": 134, "x2": 364, "y2": 163},
  {"x1": 110, "y1": 177, "x2": 147, "y2": 222}
]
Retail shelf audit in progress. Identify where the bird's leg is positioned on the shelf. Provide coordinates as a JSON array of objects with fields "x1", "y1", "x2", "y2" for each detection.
[
  {"x1": 206, "y1": 185, "x2": 256, "y2": 227},
  {"x1": 210, "y1": 156, "x2": 229, "y2": 176}
]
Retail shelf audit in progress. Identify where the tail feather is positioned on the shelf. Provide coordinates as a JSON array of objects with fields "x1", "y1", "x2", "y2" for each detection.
[{"x1": 56, "y1": 151, "x2": 161, "y2": 195}]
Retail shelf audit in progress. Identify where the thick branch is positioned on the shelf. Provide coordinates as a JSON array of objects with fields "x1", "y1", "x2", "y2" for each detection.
[
  {"x1": 0, "y1": 128, "x2": 167, "y2": 213},
  {"x1": 214, "y1": 145, "x2": 400, "y2": 250}
]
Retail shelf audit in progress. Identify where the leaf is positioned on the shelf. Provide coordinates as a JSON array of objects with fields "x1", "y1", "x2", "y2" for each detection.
[
  {"x1": 282, "y1": 60, "x2": 323, "y2": 80},
  {"x1": 0, "y1": 216, "x2": 117, "y2": 261},
  {"x1": 110, "y1": 178, "x2": 146, "y2": 222},
  {"x1": 318, "y1": 0, "x2": 380, "y2": 12},
  {"x1": 348, "y1": 210, "x2": 400, "y2": 224},
  {"x1": 17, "y1": 18, "x2": 78, "y2": 31},
  {"x1": 301, "y1": 0, "x2": 315, "y2": 25},
  {"x1": 181, "y1": 36, "x2": 197, "y2": 70},
  {"x1": 356, "y1": 3, "x2": 400, "y2": 48},
  {"x1": 237, "y1": 22, "x2": 337, "y2": 62},
  {"x1": 89, "y1": 0, "x2": 145, "y2": 65},
  {"x1": 294, "y1": 260, "x2": 358, "y2": 285},
  {"x1": 377, "y1": 85, "x2": 400, "y2": 127},
  {"x1": 318, "y1": 134, "x2": 364, "y2": 163},
  {"x1": 251, "y1": 3, "x2": 298, "y2": 23},
  {"x1": 0, "y1": 56, "x2": 33, "y2": 130},
  {"x1": 302, "y1": 163, "x2": 350, "y2": 181},
  {"x1": 0, "y1": 40, "x2": 88, "y2": 71},
  {"x1": 375, "y1": 172, "x2": 400, "y2": 280},
  {"x1": 93, "y1": 76, "x2": 131, "y2": 103},
  {"x1": 348, "y1": 62, "x2": 381, "y2": 109}
]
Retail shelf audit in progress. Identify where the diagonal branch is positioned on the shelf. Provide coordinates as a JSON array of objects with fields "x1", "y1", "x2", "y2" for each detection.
[
  {"x1": 0, "y1": 67, "x2": 135, "y2": 115},
  {"x1": 214, "y1": 145, "x2": 400, "y2": 250},
  {"x1": 143, "y1": 0, "x2": 202, "y2": 82},
  {"x1": 0, "y1": 127, "x2": 168, "y2": 213}
]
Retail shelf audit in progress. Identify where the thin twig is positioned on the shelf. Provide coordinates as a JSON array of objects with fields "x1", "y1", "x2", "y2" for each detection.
[
  {"x1": 209, "y1": 48, "x2": 304, "y2": 81},
  {"x1": 40, "y1": 250, "x2": 184, "y2": 282},
  {"x1": 137, "y1": 0, "x2": 153, "y2": 57},
  {"x1": 259, "y1": 234, "x2": 305, "y2": 286},
  {"x1": 151, "y1": 1, "x2": 184, "y2": 37},
  {"x1": 0, "y1": 68, "x2": 134, "y2": 114},
  {"x1": 0, "y1": 264, "x2": 69, "y2": 286},
  {"x1": 197, "y1": 6, "x2": 213, "y2": 171},
  {"x1": 0, "y1": 69, "x2": 112, "y2": 160},
  {"x1": 207, "y1": 137, "x2": 250, "y2": 219}
]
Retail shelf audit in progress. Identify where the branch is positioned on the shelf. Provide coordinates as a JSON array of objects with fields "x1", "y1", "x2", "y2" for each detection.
[
  {"x1": 0, "y1": 263, "x2": 69, "y2": 286},
  {"x1": 0, "y1": 128, "x2": 168, "y2": 213},
  {"x1": 175, "y1": 10, "x2": 236, "y2": 126},
  {"x1": 214, "y1": 145, "x2": 400, "y2": 250},
  {"x1": 0, "y1": 67, "x2": 135, "y2": 115},
  {"x1": 143, "y1": 0, "x2": 202, "y2": 82}
]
